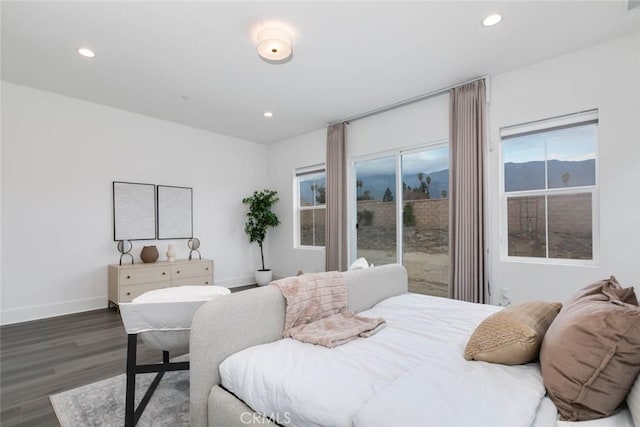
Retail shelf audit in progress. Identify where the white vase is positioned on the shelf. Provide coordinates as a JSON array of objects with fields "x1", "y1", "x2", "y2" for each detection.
[
  {"x1": 166, "y1": 244, "x2": 176, "y2": 262},
  {"x1": 255, "y1": 270, "x2": 273, "y2": 286}
]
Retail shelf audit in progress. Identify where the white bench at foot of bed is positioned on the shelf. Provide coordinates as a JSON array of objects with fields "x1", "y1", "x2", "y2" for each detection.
[{"x1": 120, "y1": 285, "x2": 231, "y2": 426}]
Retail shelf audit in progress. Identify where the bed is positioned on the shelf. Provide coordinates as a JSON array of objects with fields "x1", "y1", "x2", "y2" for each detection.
[{"x1": 189, "y1": 264, "x2": 639, "y2": 427}]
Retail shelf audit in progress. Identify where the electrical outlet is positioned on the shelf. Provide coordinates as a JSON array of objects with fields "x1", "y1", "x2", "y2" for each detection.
[{"x1": 500, "y1": 288, "x2": 511, "y2": 306}]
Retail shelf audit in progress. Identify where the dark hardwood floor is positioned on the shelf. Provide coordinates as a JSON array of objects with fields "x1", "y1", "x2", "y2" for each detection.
[{"x1": 0, "y1": 284, "x2": 257, "y2": 427}]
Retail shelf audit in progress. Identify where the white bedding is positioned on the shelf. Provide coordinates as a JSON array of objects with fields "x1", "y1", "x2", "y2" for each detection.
[
  {"x1": 221, "y1": 293, "x2": 549, "y2": 427},
  {"x1": 220, "y1": 293, "x2": 635, "y2": 427}
]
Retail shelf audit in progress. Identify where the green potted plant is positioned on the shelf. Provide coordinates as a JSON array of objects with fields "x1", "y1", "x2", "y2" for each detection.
[{"x1": 242, "y1": 189, "x2": 281, "y2": 285}]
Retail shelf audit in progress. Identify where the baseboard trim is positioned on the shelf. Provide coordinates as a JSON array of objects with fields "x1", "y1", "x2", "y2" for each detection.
[
  {"x1": 1, "y1": 296, "x2": 107, "y2": 325},
  {"x1": 216, "y1": 276, "x2": 256, "y2": 288},
  {"x1": 1, "y1": 276, "x2": 260, "y2": 325}
]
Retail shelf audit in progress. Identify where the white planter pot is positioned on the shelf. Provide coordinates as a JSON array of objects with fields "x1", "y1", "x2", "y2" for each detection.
[{"x1": 255, "y1": 270, "x2": 273, "y2": 286}]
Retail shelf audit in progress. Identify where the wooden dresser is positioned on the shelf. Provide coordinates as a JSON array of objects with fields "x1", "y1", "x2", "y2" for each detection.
[{"x1": 108, "y1": 258, "x2": 213, "y2": 307}]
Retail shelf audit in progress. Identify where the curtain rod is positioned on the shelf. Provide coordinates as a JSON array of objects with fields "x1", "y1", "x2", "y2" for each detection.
[{"x1": 328, "y1": 75, "x2": 488, "y2": 126}]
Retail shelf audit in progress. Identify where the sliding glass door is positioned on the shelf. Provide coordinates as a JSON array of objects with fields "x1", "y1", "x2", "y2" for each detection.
[
  {"x1": 401, "y1": 147, "x2": 449, "y2": 297},
  {"x1": 354, "y1": 156, "x2": 397, "y2": 268},
  {"x1": 354, "y1": 145, "x2": 449, "y2": 296}
]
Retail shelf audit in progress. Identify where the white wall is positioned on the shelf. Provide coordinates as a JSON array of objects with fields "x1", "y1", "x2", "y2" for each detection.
[
  {"x1": 0, "y1": 82, "x2": 3, "y2": 316},
  {"x1": 347, "y1": 94, "x2": 448, "y2": 159},
  {"x1": 1, "y1": 82, "x2": 267, "y2": 324},
  {"x1": 487, "y1": 33, "x2": 640, "y2": 304},
  {"x1": 268, "y1": 34, "x2": 640, "y2": 306},
  {"x1": 266, "y1": 129, "x2": 326, "y2": 279}
]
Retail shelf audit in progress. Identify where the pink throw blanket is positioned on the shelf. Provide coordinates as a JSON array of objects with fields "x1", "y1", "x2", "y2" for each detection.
[
  {"x1": 271, "y1": 272, "x2": 386, "y2": 348},
  {"x1": 287, "y1": 310, "x2": 386, "y2": 348}
]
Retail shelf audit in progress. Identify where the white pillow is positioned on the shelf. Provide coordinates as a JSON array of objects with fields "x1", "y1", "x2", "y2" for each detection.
[
  {"x1": 349, "y1": 257, "x2": 370, "y2": 270},
  {"x1": 132, "y1": 285, "x2": 230, "y2": 303}
]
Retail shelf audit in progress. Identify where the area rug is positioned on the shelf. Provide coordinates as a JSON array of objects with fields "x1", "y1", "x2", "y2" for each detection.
[{"x1": 50, "y1": 369, "x2": 190, "y2": 426}]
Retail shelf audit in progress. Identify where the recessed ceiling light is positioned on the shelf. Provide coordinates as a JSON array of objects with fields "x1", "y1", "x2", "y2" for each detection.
[
  {"x1": 482, "y1": 14, "x2": 502, "y2": 27},
  {"x1": 77, "y1": 48, "x2": 96, "y2": 58},
  {"x1": 263, "y1": 112, "x2": 274, "y2": 118}
]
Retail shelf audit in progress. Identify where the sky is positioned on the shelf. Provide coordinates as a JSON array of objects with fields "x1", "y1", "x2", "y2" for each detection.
[
  {"x1": 503, "y1": 124, "x2": 596, "y2": 164},
  {"x1": 355, "y1": 147, "x2": 449, "y2": 178}
]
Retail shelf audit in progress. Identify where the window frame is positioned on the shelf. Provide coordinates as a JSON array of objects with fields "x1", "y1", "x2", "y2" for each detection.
[
  {"x1": 499, "y1": 110, "x2": 600, "y2": 266},
  {"x1": 293, "y1": 165, "x2": 326, "y2": 250}
]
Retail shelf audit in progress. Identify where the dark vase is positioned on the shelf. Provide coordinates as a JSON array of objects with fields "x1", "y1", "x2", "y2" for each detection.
[{"x1": 140, "y1": 246, "x2": 159, "y2": 263}]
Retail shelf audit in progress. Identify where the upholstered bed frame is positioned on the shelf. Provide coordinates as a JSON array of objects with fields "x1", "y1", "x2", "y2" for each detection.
[{"x1": 189, "y1": 264, "x2": 409, "y2": 427}]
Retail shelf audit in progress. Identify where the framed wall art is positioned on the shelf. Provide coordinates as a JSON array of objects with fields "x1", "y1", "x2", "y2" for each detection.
[
  {"x1": 113, "y1": 181, "x2": 156, "y2": 241},
  {"x1": 157, "y1": 185, "x2": 193, "y2": 239}
]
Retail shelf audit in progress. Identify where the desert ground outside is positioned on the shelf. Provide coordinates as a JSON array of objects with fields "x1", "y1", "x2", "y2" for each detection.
[
  {"x1": 358, "y1": 249, "x2": 449, "y2": 297},
  {"x1": 357, "y1": 226, "x2": 449, "y2": 298}
]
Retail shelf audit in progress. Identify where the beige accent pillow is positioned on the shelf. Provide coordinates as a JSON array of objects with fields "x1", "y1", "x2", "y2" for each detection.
[
  {"x1": 464, "y1": 301, "x2": 562, "y2": 365},
  {"x1": 540, "y1": 276, "x2": 640, "y2": 421}
]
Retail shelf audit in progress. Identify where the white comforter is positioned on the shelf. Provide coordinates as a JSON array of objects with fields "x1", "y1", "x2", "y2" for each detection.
[{"x1": 220, "y1": 293, "x2": 547, "y2": 427}]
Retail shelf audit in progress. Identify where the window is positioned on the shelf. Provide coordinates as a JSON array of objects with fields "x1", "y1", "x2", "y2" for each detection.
[
  {"x1": 295, "y1": 166, "x2": 326, "y2": 248},
  {"x1": 501, "y1": 110, "x2": 598, "y2": 262}
]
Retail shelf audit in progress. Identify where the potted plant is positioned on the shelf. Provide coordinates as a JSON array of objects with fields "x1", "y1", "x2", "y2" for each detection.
[{"x1": 242, "y1": 189, "x2": 281, "y2": 285}]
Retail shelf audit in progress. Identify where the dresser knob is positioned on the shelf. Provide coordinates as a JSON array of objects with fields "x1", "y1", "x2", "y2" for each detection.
[
  {"x1": 177, "y1": 270, "x2": 181, "y2": 274},
  {"x1": 205, "y1": 267, "x2": 209, "y2": 271},
  {"x1": 205, "y1": 281, "x2": 209, "y2": 285},
  {"x1": 162, "y1": 272, "x2": 166, "y2": 275},
  {"x1": 127, "y1": 275, "x2": 131, "y2": 279},
  {"x1": 126, "y1": 292, "x2": 131, "y2": 296}
]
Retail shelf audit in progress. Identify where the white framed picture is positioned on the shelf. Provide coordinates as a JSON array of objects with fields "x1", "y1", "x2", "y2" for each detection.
[
  {"x1": 157, "y1": 185, "x2": 193, "y2": 239},
  {"x1": 113, "y1": 181, "x2": 156, "y2": 241}
]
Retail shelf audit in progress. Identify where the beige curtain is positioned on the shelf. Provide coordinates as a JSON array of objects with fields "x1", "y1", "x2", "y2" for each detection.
[
  {"x1": 325, "y1": 123, "x2": 348, "y2": 271},
  {"x1": 448, "y1": 80, "x2": 487, "y2": 303}
]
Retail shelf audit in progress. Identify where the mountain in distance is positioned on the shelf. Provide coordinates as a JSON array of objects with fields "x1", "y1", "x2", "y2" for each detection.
[
  {"x1": 357, "y1": 169, "x2": 450, "y2": 200},
  {"x1": 504, "y1": 159, "x2": 595, "y2": 192},
  {"x1": 357, "y1": 158, "x2": 594, "y2": 199},
  {"x1": 303, "y1": 159, "x2": 592, "y2": 202}
]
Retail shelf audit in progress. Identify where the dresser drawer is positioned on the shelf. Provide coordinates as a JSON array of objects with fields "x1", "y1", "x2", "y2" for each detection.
[
  {"x1": 109, "y1": 259, "x2": 214, "y2": 306},
  {"x1": 171, "y1": 260, "x2": 213, "y2": 280},
  {"x1": 172, "y1": 276, "x2": 212, "y2": 287},
  {"x1": 119, "y1": 266, "x2": 171, "y2": 285},
  {"x1": 119, "y1": 282, "x2": 168, "y2": 302}
]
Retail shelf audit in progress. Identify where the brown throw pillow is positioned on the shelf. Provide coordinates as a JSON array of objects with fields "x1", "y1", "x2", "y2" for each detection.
[
  {"x1": 464, "y1": 301, "x2": 562, "y2": 365},
  {"x1": 540, "y1": 276, "x2": 640, "y2": 421},
  {"x1": 565, "y1": 276, "x2": 638, "y2": 306}
]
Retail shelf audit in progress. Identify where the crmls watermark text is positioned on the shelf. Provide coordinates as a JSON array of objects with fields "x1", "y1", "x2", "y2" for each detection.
[{"x1": 240, "y1": 412, "x2": 292, "y2": 425}]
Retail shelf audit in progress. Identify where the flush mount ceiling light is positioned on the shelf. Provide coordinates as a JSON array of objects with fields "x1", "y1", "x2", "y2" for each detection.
[
  {"x1": 263, "y1": 111, "x2": 274, "y2": 118},
  {"x1": 256, "y1": 27, "x2": 292, "y2": 64},
  {"x1": 77, "y1": 47, "x2": 96, "y2": 58},
  {"x1": 482, "y1": 13, "x2": 502, "y2": 27}
]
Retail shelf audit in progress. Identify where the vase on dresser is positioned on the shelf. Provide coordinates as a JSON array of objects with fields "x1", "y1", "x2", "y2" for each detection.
[
  {"x1": 140, "y1": 245, "x2": 159, "y2": 263},
  {"x1": 166, "y1": 244, "x2": 176, "y2": 262}
]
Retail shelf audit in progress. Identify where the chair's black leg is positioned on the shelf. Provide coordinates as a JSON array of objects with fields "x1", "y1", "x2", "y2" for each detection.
[
  {"x1": 125, "y1": 334, "x2": 137, "y2": 427},
  {"x1": 134, "y1": 371, "x2": 164, "y2": 422},
  {"x1": 123, "y1": 341, "x2": 186, "y2": 425}
]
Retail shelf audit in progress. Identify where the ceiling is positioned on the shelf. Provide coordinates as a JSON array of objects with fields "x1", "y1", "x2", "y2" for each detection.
[{"x1": 2, "y1": 2, "x2": 639, "y2": 144}]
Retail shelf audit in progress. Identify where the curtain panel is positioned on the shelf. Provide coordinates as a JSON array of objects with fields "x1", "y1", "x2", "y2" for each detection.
[
  {"x1": 448, "y1": 80, "x2": 487, "y2": 303},
  {"x1": 325, "y1": 123, "x2": 348, "y2": 272}
]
